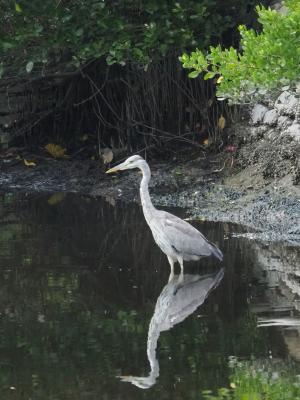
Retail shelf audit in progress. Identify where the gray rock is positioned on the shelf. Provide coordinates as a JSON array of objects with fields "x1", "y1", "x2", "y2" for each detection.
[
  {"x1": 263, "y1": 109, "x2": 278, "y2": 126},
  {"x1": 277, "y1": 115, "x2": 292, "y2": 129},
  {"x1": 265, "y1": 129, "x2": 279, "y2": 141},
  {"x1": 284, "y1": 123, "x2": 300, "y2": 142},
  {"x1": 251, "y1": 104, "x2": 269, "y2": 125},
  {"x1": 249, "y1": 126, "x2": 267, "y2": 140},
  {"x1": 275, "y1": 91, "x2": 298, "y2": 117}
]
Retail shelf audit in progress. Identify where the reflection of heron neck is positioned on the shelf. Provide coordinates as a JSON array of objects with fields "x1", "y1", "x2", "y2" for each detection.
[
  {"x1": 139, "y1": 162, "x2": 155, "y2": 218},
  {"x1": 146, "y1": 317, "x2": 160, "y2": 382}
]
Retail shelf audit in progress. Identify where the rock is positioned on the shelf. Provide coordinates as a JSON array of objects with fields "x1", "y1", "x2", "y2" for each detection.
[
  {"x1": 275, "y1": 91, "x2": 298, "y2": 117},
  {"x1": 251, "y1": 104, "x2": 268, "y2": 125},
  {"x1": 263, "y1": 109, "x2": 278, "y2": 126},
  {"x1": 284, "y1": 123, "x2": 300, "y2": 142},
  {"x1": 265, "y1": 129, "x2": 278, "y2": 141},
  {"x1": 271, "y1": 0, "x2": 288, "y2": 14},
  {"x1": 252, "y1": 125, "x2": 268, "y2": 138},
  {"x1": 277, "y1": 116, "x2": 293, "y2": 130}
]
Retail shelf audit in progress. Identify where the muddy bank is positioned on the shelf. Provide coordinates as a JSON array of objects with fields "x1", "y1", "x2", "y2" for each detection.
[
  {"x1": 0, "y1": 143, "x2": 299, "y2": 244},
  {"x1": 0, "y1": 89, "x2": 299, "y2": 244}
]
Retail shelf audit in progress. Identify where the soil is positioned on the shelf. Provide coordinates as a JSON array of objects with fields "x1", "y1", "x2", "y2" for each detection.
[{"x1": 1, "y1": 126, "x2": 299, "y2": 244}]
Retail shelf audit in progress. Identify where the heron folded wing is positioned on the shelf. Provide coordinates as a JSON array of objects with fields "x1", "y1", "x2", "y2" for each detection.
[{"x1": 160, "y1": 212, "x2": 212, "y2": 258}]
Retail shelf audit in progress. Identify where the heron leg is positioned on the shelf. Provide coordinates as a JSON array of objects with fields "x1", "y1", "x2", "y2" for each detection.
[
  {"x1": 167, "y1": 256, "x2": 175, "y2": 282},
  {"x1": 178, "y1": 256, "x2": 184, "y2": 283}
]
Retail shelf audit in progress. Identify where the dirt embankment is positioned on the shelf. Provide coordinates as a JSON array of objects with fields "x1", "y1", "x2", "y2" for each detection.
[{"x1": 0, "y1": 89, "x2": 299, "y2": 244}]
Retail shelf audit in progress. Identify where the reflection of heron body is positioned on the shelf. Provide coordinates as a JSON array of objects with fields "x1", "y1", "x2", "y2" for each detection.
[
  {"x1": 119, "y1": 268, "x2": 224, "y2": 388},
  {"x1": 107, "y1": 155, "x2": 223, "y2": 280}
]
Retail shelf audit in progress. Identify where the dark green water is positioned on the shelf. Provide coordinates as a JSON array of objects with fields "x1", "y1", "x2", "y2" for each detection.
[{"x1": 0, "y1": 192, "x2": 299, "y2": 399}]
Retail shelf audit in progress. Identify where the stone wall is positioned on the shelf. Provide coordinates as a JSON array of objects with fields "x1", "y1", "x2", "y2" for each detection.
[
  {"x1": 250, "y1": 86, "x2": 300, "y2": 143},
  {"x1": 228, "y1": 85, "x2": 300, "y2": 185}
]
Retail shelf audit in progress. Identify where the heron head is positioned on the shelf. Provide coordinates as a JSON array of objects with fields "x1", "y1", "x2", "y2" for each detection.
[{"x1": 106, "y1": 155, "x2": 144, "y2": 174}]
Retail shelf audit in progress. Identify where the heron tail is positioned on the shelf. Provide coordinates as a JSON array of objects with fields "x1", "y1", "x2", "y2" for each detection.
[{"x1": 209, "y1": 243, "x2": 223, "y2": 261}]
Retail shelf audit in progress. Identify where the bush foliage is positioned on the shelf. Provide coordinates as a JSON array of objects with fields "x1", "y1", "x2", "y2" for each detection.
[
  {"x1": 0, "y1": 0, "x2": 263, "y2": 78},
  {"x1": 180, "y1": 0, "x2": 300, "y2": 103}
]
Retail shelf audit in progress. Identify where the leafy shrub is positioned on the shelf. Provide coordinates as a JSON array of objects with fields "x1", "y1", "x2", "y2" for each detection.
[
  {"x1": 0, "y1": 0, "x2": 263, "y2": 77},
  {"x1": 180, "y1": 0, "x2": 300, "y2": 103}
]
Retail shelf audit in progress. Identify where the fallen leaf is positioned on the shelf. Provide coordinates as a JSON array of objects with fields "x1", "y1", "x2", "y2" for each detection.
[
  {"x1": 101, "y1": 148, "x2": 114, "y2": 164},
  {"x1": 45, "y1": 143, "x2": 69, "y2": 159},
  {"x1": 47, "y1": 192, "x2": 66, "y2": 206},
  {"x1": 217, "y1": 75, "x2": 224, "y2": 84},
  {"x1": 174, "y1": 170, "x2": 183, "y2": 175},
  {"x1": 24, "y1": 159, "x2": 36, "y2": 167},
  {"x1": 218, "y1": 115, "x2": 226, "y2": 130},
  {"x1": 203, "y1": 138, "x2": 209, "y2": 146}
]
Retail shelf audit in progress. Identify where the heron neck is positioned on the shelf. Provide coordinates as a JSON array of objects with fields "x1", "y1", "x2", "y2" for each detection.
[{"x1": 140, "y1": 162, "x2": 155, "y2": 215}]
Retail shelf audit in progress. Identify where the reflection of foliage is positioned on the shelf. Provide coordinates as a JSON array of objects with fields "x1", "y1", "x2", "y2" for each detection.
[
  {"x1": 0, "y1": 268, "x2": 271, "y2": 399},
  {"x1": 202, "y1": 359, "x2": 300, "y2": 400},
  {"x1": 0, "y1": 192, "x2": 289, "y2": 398}
]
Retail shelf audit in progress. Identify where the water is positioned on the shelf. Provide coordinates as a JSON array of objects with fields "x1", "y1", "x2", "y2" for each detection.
[{"x1": 0, "y1": 192, "x2": 299, "y2": 399}]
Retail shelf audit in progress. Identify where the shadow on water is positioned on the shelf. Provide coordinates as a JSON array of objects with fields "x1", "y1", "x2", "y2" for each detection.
[{"x1": 0, "y1": 191, "x2": 299, "y2": 399}]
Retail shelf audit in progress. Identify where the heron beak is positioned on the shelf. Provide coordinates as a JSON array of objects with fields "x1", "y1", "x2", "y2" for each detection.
[
  {"x1": 106, "y1": 165, "x2": 120, "y2": 174},
  {"x1": 106, "y1": 161, "x2": 127, "y2": 174}
]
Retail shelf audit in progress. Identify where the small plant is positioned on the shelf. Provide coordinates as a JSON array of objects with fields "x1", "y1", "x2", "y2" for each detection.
[
  {"x1": 180, "y1": 0, "x2": 300, "y2": 103},
  {"x1": 202, "y1": 359, "x2": 300, "y2": 400}
]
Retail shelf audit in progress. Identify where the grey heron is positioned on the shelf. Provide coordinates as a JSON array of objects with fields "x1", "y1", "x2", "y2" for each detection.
[
  {"x1": 106, "y1": 155, "x2": 223, "y2": 280},
  {"x1": 118, "y1": 268, "x2": 224, "y2": 388}
]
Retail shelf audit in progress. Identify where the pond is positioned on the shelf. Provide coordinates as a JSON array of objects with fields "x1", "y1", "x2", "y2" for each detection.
[{"x1": 0, "y1": 192, "x2": 299, "y2": 399}]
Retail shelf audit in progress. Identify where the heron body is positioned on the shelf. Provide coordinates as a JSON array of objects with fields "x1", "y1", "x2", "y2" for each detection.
[{"x1": 106, "y1": 155, "x2": 223, "y2": 279}]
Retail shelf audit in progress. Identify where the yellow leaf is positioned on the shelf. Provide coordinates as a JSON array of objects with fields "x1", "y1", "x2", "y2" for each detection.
[
  {"x1": 15, "y1": 3, "x2": 22, "y2": 12},
  {"x1": 24, "y1": 159, "x2": 36, "y2": 167},
  {"x1": 45, "y1": 143, "x2": 69, "y2": 159},
  {"x1": 218, "y1": 115, "x2": 226, "y2": 130},
  {"x1": 47, "y1": 193, "x2": 66, "y2": 206},
  {"x1": 203, "y1": 138, "x2": 209, "y2": 146},
  {"x1": 217, "y1": 75, "x2": 224, "y2": 84}
]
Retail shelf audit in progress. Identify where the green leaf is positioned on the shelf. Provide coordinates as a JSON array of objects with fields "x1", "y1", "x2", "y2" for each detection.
[
  {"x1": 26, "y1": 61, "x2": 34, "y2": 73},
  {"x1": 188, "y1": 70, "x2": 200, "y2": 78},
  {"x1": 204, "y1": 71, "x2": 216, "y2": 80},
  {"x1": 2, "y1": 42, "x2": 14, "y2": 51},
  {"x1": 76, "y1": 28, "x2": 83, "y2": 37},
  {"x1": 15, "y1": 3, "x2": 22, "y2": 12}
]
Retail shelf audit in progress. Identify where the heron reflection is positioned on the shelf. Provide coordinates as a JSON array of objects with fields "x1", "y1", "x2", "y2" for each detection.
[{"x1": 118, "y1": 268, "x2": 224, "y2": 389}]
